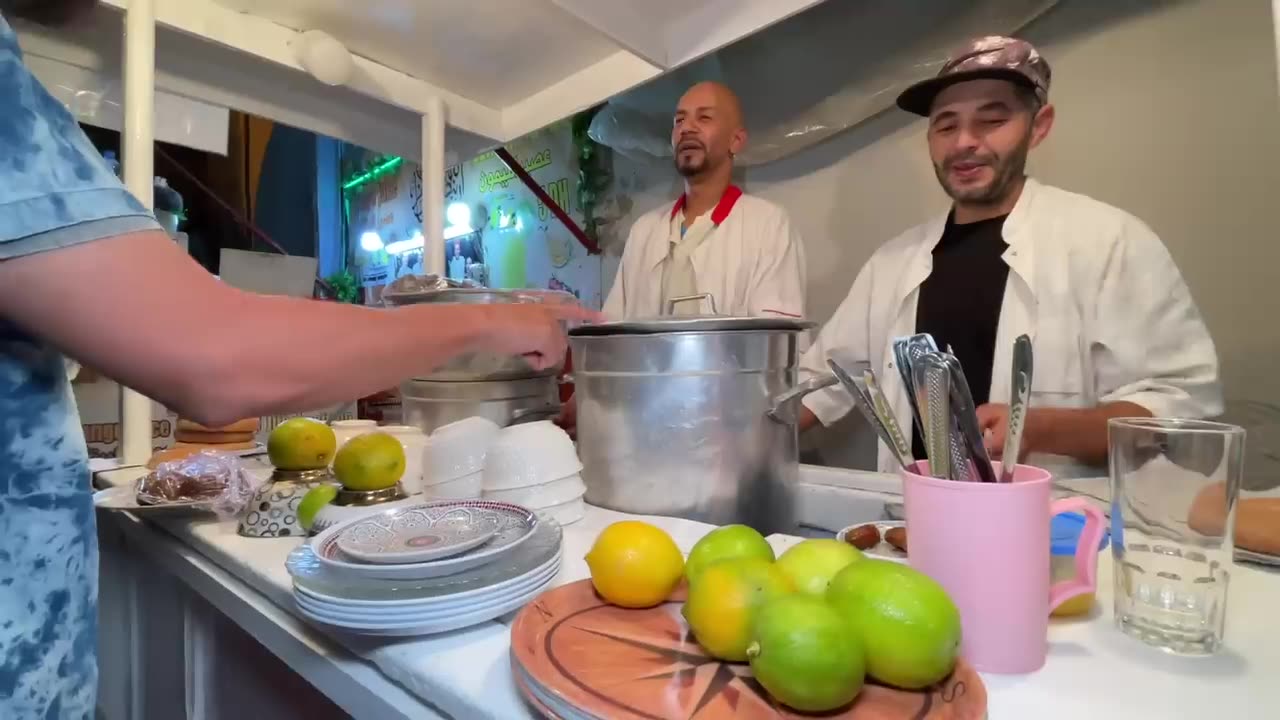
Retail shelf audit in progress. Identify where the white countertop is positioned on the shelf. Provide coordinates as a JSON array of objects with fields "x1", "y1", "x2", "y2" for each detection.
[{"x1": 95, "y1": 463, "x2": 1280, "y2": 719}]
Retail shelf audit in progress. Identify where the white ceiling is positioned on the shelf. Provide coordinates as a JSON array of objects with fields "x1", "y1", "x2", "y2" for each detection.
[
  {"x1": 213, "y1": 0, "x2": 624, "y2": 108},
  {"x1": 87, "y1": 0, "x2": 829, "y2": 155}
]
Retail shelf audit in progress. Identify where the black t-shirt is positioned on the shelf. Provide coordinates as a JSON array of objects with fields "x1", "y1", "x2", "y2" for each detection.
[{"x1": 910, "y1": 212, "x2": 1011, "y2": 460}]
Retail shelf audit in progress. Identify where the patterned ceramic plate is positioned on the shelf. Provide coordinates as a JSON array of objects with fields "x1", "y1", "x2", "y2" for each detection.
[
  {"x1": 510, "y1": 580, "x2": 987, "y2": 720},
  {"x1": 312, "y1": 500, "x2": 536, "y2": 576},
  {"x1": 292, "y1": 509, "x2": 556, "y2": 588},
  {"x1": 336, "y1": 505, "x2": 503, "y2": 564}
]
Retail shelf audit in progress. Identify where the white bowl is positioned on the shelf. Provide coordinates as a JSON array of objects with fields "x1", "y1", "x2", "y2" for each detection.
[
  {"x1": 330, "y1": 419, "x2": 377, "y2": 452},
  {"x1": 482, "y1": 421, "x2": 582, "y2": 492},
  {"x1": 376, "y1": 425, "x2": 427, "y2": 495},
  {"x1": 422, "y1": 417, "x2": 501, "y2": 485},
  {"x1": 537, "y1": 495, "x2": 585, "y2": 526},
  {"x1": 422, "y1": 471, "x2": 482, "y2": 500},
  {"x1": 483, "y1": 475, "x2": 585, "y2": 508}
]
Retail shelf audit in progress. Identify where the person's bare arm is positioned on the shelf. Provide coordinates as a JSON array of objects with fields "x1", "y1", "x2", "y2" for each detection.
[
  {"x1": 978, "y1": 401, "x2": 1151, "y2": 466},
  {"x1": 0, "y1": 230, "x2": 595, "y2": 427},
  {"x1": 799, "y1": 406, "x2": 821, "y2": 432}
]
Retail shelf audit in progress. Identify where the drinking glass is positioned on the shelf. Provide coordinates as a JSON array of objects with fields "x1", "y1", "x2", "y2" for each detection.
[{"x1": 1108, "y1": 418, "x2": 1245, "y2": 655}]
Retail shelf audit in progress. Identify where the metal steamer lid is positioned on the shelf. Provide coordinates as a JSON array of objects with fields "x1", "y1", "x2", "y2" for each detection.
[{"x1": 571, "y1": 314, "x2": 813, "y2": 336}]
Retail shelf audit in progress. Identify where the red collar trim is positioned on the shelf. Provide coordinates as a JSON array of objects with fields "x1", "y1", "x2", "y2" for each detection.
[{"x1": 670, "y1": 185, "x2": 744, "y2": 226}]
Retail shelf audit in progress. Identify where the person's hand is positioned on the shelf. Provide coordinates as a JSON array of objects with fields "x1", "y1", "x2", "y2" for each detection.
[
  {"x1": 473, "y1": 302, "x2": 603, "y2": 372},
  {"x1": 976, "y1": 403, "x2": 1033, "y2": 462},
  {"x1": 555, "y1": 395, "x2": 578, "y2": 439}
]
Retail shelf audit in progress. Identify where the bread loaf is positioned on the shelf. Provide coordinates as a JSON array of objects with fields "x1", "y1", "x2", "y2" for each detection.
[
  {"x1": 176, "y1": 418, "x2": 260, "y2": 434},
  {"x1": 1187, "y1": 482, "x2": 1280, "y2": 556}
]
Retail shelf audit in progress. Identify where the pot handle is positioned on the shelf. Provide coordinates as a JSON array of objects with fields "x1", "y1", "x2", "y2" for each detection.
[
  {"x1": 666, "y1": 293, "x2": 718, "y2": 315},
  {"x1": 508, "y1": 405, "x2": 562, "y2": 426},
  {"x1": 767, "y1": 373, "x2": 839, "y2": 424}
]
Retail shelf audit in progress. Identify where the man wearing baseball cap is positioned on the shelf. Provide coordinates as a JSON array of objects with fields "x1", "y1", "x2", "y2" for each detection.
[{"x1": 799, "y1": 36, "x2": 1222, "y2": 478}]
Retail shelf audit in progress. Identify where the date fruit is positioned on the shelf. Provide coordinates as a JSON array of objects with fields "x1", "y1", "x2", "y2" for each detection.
[
  {"x1": 843, "y1": 524, "x2": 881, "y2": 550},
  {"x1": 884, "y1": 527, "x2": 908, "y2": 553}
]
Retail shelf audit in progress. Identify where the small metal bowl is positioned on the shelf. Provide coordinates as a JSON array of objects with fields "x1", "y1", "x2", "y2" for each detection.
[{"x1": 333, "y1": 484, "x2": 409, "y2": 507}]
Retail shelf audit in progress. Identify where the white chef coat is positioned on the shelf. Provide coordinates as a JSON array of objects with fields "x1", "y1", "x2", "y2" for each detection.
[
  {"x1": 602, "y1": 186, "x2": 807, "y2": 320},
  {"x1": 801, "y1": 178, "x2": 1223, "y2": 478}
]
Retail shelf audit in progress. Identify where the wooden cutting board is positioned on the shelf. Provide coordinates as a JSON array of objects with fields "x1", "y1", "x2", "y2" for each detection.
[{"x1": 510, "y1": 580, "x2": 987, "y2": 720}]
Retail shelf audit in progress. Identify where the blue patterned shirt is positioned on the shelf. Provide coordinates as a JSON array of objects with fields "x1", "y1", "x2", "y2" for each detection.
[{"x1": 0, "y1": 14, "x2": 160, "y2": 719}]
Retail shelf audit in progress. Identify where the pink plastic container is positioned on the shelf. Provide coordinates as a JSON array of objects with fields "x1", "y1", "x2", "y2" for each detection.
[{"x1": 902, "y1": 461, "x2": 1105, "y2": 674}]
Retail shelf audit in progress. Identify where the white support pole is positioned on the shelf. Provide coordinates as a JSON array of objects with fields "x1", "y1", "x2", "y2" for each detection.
[
  {"x1": 1274, "y1": 0, "x2": 1280, "y2": 103},
  {"x1": 120, "y1": 0, "x2": 156, "y2": 466},
  {"x1": 422, "y1": 98, "x2": 446, "y2": 277}
]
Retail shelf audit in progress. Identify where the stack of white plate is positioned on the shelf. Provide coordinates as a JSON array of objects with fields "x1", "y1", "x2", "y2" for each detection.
[
  {"x1": 482, "y1": 421, "x2": 586, "y2": 525},
  {"x1": 285, "y1": 499, "x2": 561, "y2": 636}
]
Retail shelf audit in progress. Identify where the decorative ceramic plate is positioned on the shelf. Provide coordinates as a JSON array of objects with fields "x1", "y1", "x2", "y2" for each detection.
[
  {"x1": 287, "y1": 516, "x2": 563, "y2": 600},
  {"x1": 836, "y1": 521, "x2": 908, "y2": 561},
  {"x1": 336, "y1": 505, "x2": 503, "y2": 564},
  {"x1": 510, "y1": 580, "x2": 987, "y2": 720},
  {"x1": 309, "y1": 500, "x2": 537, "y2": 579}
]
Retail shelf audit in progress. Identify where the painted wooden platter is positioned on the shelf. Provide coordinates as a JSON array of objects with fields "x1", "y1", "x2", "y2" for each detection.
[{"x1": 510, "y1": 580, "x2": 987, "y2": 720}]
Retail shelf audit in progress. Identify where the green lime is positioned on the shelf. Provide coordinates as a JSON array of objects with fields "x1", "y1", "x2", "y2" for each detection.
[
  {"x1": 267, "y1": 417, "x2": 337, "y2": 470},
  {"x1": 682, "y1": 557, "x2": 794, "y2": 661},
  {"x1": 685, "y1": 524, "x2": 775, "y2": 584},
  {"x1": 298, "y1": 485, "x2": 338, "y2": 530},
  {"x1": 333, "y1": 432, "x2": 406, "y2": 491},
  {"x1": 775, "y1": 539, "x2": 863, "y2": 595},
  {"x1": 746, "y1": 594, "x2": 865, "y2": 712},
  {"x1": 826, "y1": 559, "x2": 961, "y2": 689}
]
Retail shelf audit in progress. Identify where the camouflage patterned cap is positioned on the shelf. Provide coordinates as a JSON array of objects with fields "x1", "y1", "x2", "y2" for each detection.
[{"x1": 896, "y1": 36, "x2": 1051, "y2": 116}]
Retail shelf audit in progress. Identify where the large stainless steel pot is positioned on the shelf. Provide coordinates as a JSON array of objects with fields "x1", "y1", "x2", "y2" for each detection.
[
  {"x1": 382, "y1": 286, "x2": 561, "y2": 382},
  {"x1": 568, "y1": 311, "x2": 834, "y2": 535},
  {"x1": 400, "y1": 375, "x2": 560, "y2": 434}
]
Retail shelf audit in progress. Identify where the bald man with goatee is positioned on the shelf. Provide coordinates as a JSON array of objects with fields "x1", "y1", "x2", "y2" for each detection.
[{"x1": 602, "y1": 82, "x2": 807, "y2": 319}]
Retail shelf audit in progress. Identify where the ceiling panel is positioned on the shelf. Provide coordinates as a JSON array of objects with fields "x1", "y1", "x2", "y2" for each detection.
[{"x1": 215, "y1": 0, "x2": 622, "y2": 107}]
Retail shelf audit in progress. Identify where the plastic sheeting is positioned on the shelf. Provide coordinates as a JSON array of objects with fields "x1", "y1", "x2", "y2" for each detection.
[{"x1": 590, "y1": 0, "x2": 1058, "y2": 167}]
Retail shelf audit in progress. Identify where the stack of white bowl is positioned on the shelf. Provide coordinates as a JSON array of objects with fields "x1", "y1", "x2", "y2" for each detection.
[
  {"x1": 420, "y1": 417, "x2": 502, "y2": 499},
  {"x1": 378, "y1": 425, "x2": 428, "y2": 495},
  {"x1": 482, "y1": 421, "x2": 585, "y2": 525},
  {"x1": 330, "y1": 419, "x2": 377, "y2": 452}
]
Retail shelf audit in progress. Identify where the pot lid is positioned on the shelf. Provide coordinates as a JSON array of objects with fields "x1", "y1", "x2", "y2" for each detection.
[
  {"x1": 569, "y1": 314, "x2": 815, "y2": 336},
  {"x1": 382, "y1": 287, "x2": 534, "y2": 306}
]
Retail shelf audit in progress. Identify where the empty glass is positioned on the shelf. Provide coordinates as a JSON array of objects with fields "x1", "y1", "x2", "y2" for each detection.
[{"x1": 1108, "y1": 418, "x2": 1245, "y2": 655}]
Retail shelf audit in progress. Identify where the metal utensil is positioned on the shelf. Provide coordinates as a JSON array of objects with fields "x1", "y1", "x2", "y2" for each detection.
[
  {"x1": 934, "y1": 353, "x2": 998, "y2": 483},
  {"x1": 895, "y1": 334, "x2": 940, "y2": 436},
  {"x1": 827, "y1": 358, "x2": 911, "y2": 468},
  {"x1": 913, "y1": 354, "x2": 952, "y2": 479},
  {"x1": 947, "y1": 426, "x2": 975, "y2": 482},
  {"x1": 862, "y1": 368, "x2": 913, "y2": 464},
  {"x1": 1002, "y1": 335, "x2": 1034, "y2": 482},
  {"x1": 892, "y1": 337, "x2": 921, "y2": 434}
]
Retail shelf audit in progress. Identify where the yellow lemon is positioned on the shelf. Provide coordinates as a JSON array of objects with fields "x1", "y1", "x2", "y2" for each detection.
[
  {"x1": 585, "y1": 521, "x2": 684, "y2": 608},
  {"x1": 267, "y1": 417, "x2": 337, "y2": 470},
  {"x1": 332, "y1": 431, "x2": 406, "y2": 491},
  {"x1": 682, "y1": 557, "x2": 794, "y2": 661}
]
